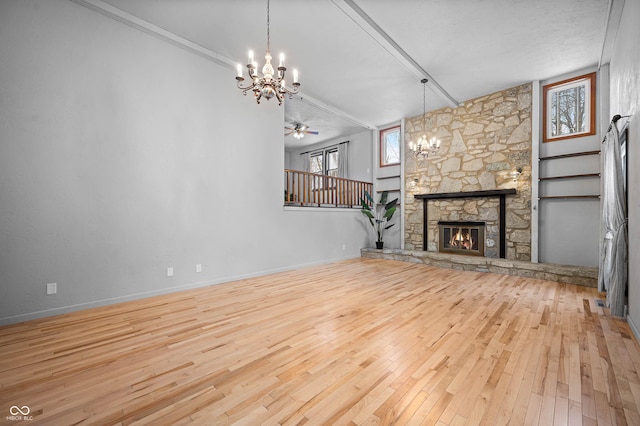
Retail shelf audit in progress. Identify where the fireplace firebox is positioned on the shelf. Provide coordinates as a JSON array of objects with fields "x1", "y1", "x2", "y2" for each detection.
[{"x1": 438, "y1": 221, "x2": 485, "y2": 256}]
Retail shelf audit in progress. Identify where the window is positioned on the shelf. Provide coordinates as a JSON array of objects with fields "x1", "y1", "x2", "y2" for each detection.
[
  {"x1": 310, "y1": 152, "x2": 323, "y2": 174},
  {"x1": 308, "y1": 147, "x2": 339, "y2": 189},
  {"x1": 543, "y1": 72, "x2": 596, "y2": 142},
  {"x1": 380, "y1": 125, "x2": 401, "y2": 166},
  {"x1": 308, "y1": 148, "x2": 339, "y2": 176},
  {"x1": 326, "y1": 149, "x2": 338, "y2": 177}
]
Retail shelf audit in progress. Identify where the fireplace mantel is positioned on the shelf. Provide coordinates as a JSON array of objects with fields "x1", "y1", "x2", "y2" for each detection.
[
  {"x1": 414, "y1": 189, "x2": 516, "y2": 200},
  {"x1": 414, "y1": 189, "x2": 517, "y2": 258}
]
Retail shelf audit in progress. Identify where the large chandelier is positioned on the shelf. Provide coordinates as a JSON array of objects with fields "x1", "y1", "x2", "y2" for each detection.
[
  {"x1": 409, "y1": 78, "x2": 441, "y2": 158},
  {"x1": 235, "y1": 0, "x2": 300, "y2": 105}
]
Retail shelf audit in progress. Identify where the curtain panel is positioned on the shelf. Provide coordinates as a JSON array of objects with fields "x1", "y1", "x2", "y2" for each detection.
[{"x1": 598, "y1": 121, "x2": 628, "y2": 317}]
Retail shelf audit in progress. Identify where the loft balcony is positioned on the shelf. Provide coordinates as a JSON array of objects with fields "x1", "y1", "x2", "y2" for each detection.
[{"x1": 284, "y1": 169, "x2": 372, "y2": 208}]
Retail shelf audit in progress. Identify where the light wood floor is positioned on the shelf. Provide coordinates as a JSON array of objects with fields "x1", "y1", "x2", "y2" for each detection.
[{"x1": 1, "y1": 258, "x2": 640, "y2": 425}]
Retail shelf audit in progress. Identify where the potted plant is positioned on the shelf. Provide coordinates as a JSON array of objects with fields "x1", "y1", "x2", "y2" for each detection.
[{"x1": 360, "y1": 190, "x2": 398, "y2": 249}]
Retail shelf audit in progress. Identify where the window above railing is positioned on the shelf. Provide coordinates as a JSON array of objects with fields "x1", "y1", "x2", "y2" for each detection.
[{"x1": 284, "y1": 169, "x2": 372, "y2": 208}]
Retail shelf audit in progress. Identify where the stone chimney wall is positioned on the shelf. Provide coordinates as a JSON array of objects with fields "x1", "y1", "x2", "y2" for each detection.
[{"x1": 404, "y1": 83, "x2": 532, "y2": 261}]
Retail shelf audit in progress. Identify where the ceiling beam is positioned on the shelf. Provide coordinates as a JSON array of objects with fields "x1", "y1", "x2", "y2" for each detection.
[
  {"x1": 331, "y1": 0, "x2": 460, "y2": 108},
  {"x1": 599, "y1": 0, "x2": 625, "y2": 69}
]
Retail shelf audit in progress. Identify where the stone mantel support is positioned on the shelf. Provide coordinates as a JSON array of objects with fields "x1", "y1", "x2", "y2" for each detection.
[{"x1": 415, "y1": 189, "x2": 517, "y2": 258}]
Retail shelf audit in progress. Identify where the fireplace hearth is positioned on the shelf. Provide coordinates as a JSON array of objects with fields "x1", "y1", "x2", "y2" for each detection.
[{"x1": 438, "y1": 221, "x2": 485, "y2": 256}]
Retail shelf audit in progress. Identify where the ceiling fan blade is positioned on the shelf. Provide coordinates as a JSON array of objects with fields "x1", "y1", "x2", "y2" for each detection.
[
  {"x1": 284, "y1": 126, "x2": 295, "y2": 131},
  {"x1": 284, "y1": 131, "x2": 294, "y2": 136},
  {"x1": 305, "y1": 130, "x2": 319, "y2": 135}
]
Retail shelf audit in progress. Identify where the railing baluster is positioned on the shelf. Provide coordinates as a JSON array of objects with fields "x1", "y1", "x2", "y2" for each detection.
[
  {"x1": 287, "y1": 170, "x2": 291, "y2": 204},
  {"x1": 330, "y1": 176, "x2": 334, "y2": 206}
]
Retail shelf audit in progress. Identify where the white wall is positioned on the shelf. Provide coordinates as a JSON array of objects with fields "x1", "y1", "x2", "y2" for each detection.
[
  {"x1": 0, "y1": 0, "x2": 369, "y2": 324},
  {"x1": 608, "y1": 0, "x2": 640, "y2": 336},
  {"x1": 374, "y1": 122, "x2": 402, "y2": 249},
  {"x1": 537, "y1": 67, "x2": 605, "y2": 266}
]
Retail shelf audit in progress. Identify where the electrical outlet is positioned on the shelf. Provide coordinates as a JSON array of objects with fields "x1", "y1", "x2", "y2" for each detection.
[
  {"x1": 167, "y1": 267, "x2": 174, "y2": 277},
  {"x1": 46, "y1": 283, "x2": 57, "y2": 295},
  {"x1": 196, "y1": 264, "x2": 202, "y2": 273}
]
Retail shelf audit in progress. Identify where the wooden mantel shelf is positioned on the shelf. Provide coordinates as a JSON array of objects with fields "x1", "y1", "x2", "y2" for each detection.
[
  {"x1": 414, "y1": 189, "x2": 517, "y2": 200},
  {"x1": 414, "y1": 188, "x2": 517, "y2": 258}
]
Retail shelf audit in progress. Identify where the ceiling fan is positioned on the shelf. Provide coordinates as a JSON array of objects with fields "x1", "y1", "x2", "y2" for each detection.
[{"x1": 284, "y1": 123, "x2": 319, "y2": 140}]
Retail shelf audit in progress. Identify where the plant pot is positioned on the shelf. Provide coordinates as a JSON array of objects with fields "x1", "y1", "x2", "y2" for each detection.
[{"x1": 375, "y1": 241, "x2": 384, "y2": 250}]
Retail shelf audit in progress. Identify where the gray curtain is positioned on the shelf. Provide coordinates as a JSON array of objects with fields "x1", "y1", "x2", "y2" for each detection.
[
  {"x1": 337, "y1": 142, "x2": 349, "y2": 178},
  {"x1": 598, "y1": 121, "x2": 628, "y2": 317},
  {"x1": 302, "y1": 152, "x2": 311, "y2": 173}
]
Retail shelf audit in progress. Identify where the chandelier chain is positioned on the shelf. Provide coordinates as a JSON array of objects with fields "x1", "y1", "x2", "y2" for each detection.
[
  {"x1": 423, "y1": 80, "x2": 426, "y2": 130},
  {"x1": 266, "y1": 0, "x2": 270, "y2": 51}
]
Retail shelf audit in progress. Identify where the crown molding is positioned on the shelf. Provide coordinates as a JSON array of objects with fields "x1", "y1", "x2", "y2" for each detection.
[{"x1": 70, "y1": 0, "x2": 236, "y2": 70}]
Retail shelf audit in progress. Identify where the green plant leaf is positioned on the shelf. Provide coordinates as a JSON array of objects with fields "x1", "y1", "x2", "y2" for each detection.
[
  {"x1": 385, "y1": 223, "x2": 395, "y2": 230},
  {"x1": 364, "y1": 191, "x2": 374, "y2": 204},
  {"x1": 361, "y1": 208, "x2": 374, "y2": 218},
  {"x1": 368, "y1": 217, "x2": 374, "y2": 227},
  {"x1": 385, "y1": 198, "x2": 398, "y2": 210},
  {"x1": 360, "y1": 199, "x2": 371, "y2": 210},
  {"x1": 379, "y1": 191, "x2": 388, "y2": 205},
  {"x1": 383, "y1": 206, "x2": 397, "y2": 219}
]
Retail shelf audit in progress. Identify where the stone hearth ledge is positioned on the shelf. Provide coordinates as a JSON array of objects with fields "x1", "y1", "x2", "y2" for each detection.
[{"x1": 361, "y1": 248, "x2": 598, "y2": 288}]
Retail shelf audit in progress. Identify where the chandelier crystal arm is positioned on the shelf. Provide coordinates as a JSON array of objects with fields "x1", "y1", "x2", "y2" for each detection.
[{"x1": 233, "y1": 0, "x2": 300, "y2": 105}]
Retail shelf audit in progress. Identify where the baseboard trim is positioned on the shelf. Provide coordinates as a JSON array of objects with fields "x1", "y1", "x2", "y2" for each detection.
[
  {"x1": 0, "y1": 255, "x2": 358, "y2": 326},
  {"x1": 628, "y1": 313, "x2": 640, "y2": 343}
]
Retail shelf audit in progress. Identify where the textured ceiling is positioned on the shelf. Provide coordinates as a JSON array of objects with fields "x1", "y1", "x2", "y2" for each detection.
[{"x1": 97, "y1": 0, "x2": 612, "y2": 147}]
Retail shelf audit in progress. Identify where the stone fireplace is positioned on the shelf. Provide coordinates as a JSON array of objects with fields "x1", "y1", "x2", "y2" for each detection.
[
  {"x1": 438, "y1": 221, "x2": 485, "y2": 256},
  {"x1": 403, "y1": 83, "x2": 532, "y2": 261}
]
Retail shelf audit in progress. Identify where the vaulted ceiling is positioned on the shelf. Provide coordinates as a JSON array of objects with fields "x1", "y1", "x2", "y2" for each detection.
[{"x1": 85, "y1": 0, "x2": 618, "y2": 146}]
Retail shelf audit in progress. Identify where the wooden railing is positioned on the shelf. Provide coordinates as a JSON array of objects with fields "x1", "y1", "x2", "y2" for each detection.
[{"x1": 284, "y1": 169, "x2": 373, "y2": 208}]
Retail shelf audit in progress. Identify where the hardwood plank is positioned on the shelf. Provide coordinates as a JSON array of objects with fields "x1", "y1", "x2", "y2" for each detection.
[{"x1": 1, "y1": 258, "x2": 639, "y2": 424}]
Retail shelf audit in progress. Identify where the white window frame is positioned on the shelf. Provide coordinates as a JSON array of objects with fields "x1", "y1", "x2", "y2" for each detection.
[{"x1": 380, "y1": 125, "x2": 401, "y2": 166}]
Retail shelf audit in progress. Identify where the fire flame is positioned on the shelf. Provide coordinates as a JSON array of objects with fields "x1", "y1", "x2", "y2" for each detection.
[{"x1": 449, "y1": 228, "x2": 473, "y2": 250}]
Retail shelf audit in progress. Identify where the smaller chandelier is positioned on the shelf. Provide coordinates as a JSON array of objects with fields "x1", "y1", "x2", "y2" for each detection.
[
  {"x1": 409, "y1": 135, "x2": 441, "y2": 158},
  {"x1": 235, "y1": 0, "x2": 299, "y2": 105},
  {"x1": 409, "y1": 79, "x2": 441, "y2": 158}
]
